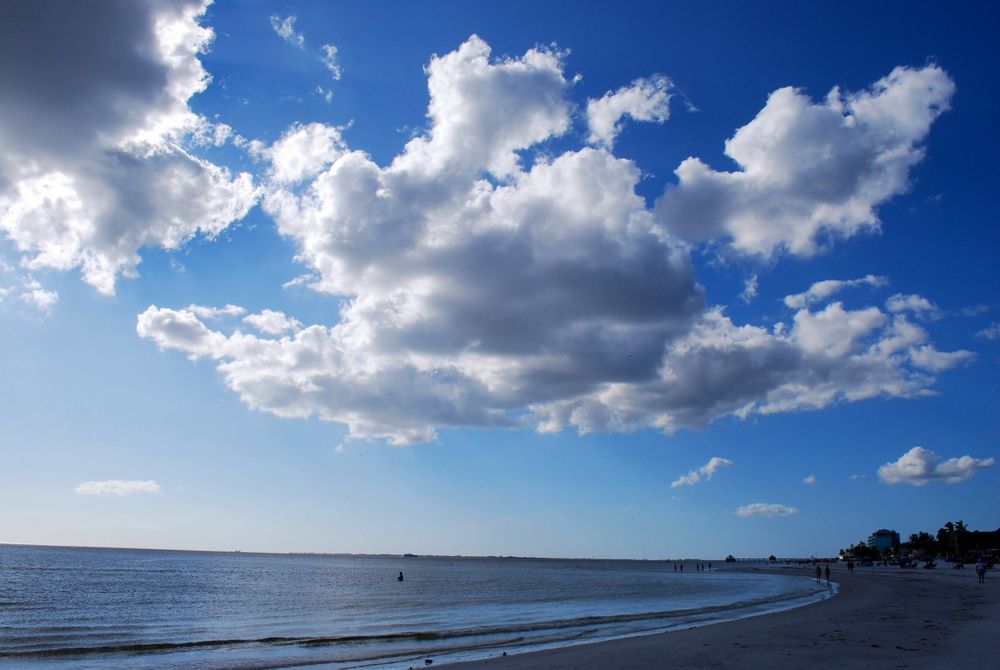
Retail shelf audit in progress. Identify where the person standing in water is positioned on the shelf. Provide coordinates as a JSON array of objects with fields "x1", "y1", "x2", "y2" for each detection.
[{"x1": 398, "y1": 571, "x2": 404, "y2": 581}]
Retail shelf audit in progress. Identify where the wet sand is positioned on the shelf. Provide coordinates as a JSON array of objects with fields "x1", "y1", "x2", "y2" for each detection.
[{"x1": 441, "y1": 564, "x2": 997, "y2": 669}]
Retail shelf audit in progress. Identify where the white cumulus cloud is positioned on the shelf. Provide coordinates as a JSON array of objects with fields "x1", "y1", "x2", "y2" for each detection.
[
  {"x1": 586, "y1": 75, "x2": 672, "y2": 148},
  {"x1": 75, "y1": 480, "x2": 162, "y2": 496},
  {"x1": 657, "y1": 66, "x2": 954, "y2": 257},
  {"x1": 877, "y1": 446, "x2": 994, "y2": 486},
  {"x1": 266, "y1": 123, "x2": 347, "y2": 185},
  {"x1": 736, "y1": 503, "x2": 798, "y2": 517},
  {"x1": 803, "y1": 474, "x2": 816, "y2": 484},
  {"x1": 243, "y1": 309, "x2": 302, "y2": 335},
  {"x1": 136, "y1": 38, "x2": 965, "y2": 445},
  {"x1": 671, "y1": 457, "x2": 734, "y2": 488},
  {"x1": 0, "y1": 0, "x2": 258, "y2": 294}
]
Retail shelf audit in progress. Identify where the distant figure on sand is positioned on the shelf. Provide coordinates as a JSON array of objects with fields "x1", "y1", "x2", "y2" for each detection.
[
  {"x1": 815, "y1": 565, "x2": 821, "y2": 582},
  {"x1": 976, "y1": 559, "x2": 986, "y2": 584},
  {"x1": 824, "y1": 564, "x2": 831, "y2": 585},
  {"x1": 398, "y1": 571, "x2": 404, "y2": 582}
]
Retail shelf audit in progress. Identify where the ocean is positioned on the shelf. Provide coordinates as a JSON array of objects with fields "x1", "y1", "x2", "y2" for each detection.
[{"x1": 0, "y1": 544, "x2": 832, "y2": 669}]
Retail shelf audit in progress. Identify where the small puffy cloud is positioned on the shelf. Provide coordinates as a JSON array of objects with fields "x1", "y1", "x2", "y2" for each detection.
[
  {"x1": 908, "y1": 344, "x2": 973, "y2": 372},
  {"x1": 21, "y1": 282, "x2": 58, "y2": 312},
  {"x1": 243, "y1": 309, "x2": 302, "y2": 335},
  {"x1": 321, "y1": 44, "x2": 341, "y2": 80},
  {"x1": 803, "y1": 474, "x2": 816, "y2": 484},
  {"x1": 136, "y1": 305, "x2": 228, "y2": 360},
  {"x1": 849, "y1": 473, "x2": 865, "y2": 480},
  {"x1": 736, "y1": 503, "x2": 798, "y2": 517},
  {"x1": 265, "y1": 123, "x2": 347, "y2": 185},
  {"x1": 76, "y1": 480, "x2": 162, "y2": 496},
  {"x1": 886, "y1": 293, "x2": 940, "y2": 319},
  {"x1": 783, "y1": 275, "x2": 886, "y2": 309},
  {"x1": 0, "y1": 0, "x2": 258, "y2": 294},
  {"x1": 877, "y1": 446, "x2": 994, "y2": 486},
  {"x1": 657, "y1": 66, "x2": 954, "y2": 257},
  {"x1": 671, "y1": 456, "x2": 734, "y2": 488},
  {"x1": 587, "y1": 75, "x2": 672, "y2": 148},
  {"x1": 976, "y1": 323, "x2": 1000, "y2": 340},
  {"x1": 270, "y1": 15, "x2": 304, "y2": 48},
  {"x1": 0, "y1": 259, "x2": 58, "y2": 314}
]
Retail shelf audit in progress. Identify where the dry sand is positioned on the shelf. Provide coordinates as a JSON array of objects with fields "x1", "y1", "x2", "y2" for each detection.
[{"x1": 440, "y1": 563, "x2": 998, "y2": 669}]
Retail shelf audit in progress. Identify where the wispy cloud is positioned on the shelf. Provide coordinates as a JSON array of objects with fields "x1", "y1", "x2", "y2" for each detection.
[
  {"x1": 736, "y1": 503, "x2": 798, "y2": 517},
  {"x1": 586, "y1": 75, "x2": 672, "y2": 148},
  {"x1": 75, "y1": 480, "x2": 162, "y2": 496},
  {"x1": 977, "y1": 323, "x2": 1000, "y2": 340},
  {"x1": 740, "y1": 273, "x2": 758, "y2": 303},
  {"x1": 321, "y1": 44, "x2": 341, "y2": 80},
  {"x1": 270, "y1": 15, "x2": 304, "y2": 49},
  {"x1": 671, "y1": 457, "x2": 733, "y2": 488},
  {"x1": 877, "y1": 446, "x2": 994, "y2": 486},
  {"x1": 802, "y1": 474, "x2": 816, "y2": 484},
  {"x1": 886, "y1": 293, "x2": 941, "y2": 319},
  {"x1": 783, "y1": 275, "x2": 887, "y2": 309},
  {"x1": 187, "y1": 304, "x2": 245, "y2": 320}
]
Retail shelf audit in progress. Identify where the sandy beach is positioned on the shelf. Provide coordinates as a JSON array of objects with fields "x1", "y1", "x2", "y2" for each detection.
[{"x1": 441, "y1": 563, "x2": 998, "y2": 669}]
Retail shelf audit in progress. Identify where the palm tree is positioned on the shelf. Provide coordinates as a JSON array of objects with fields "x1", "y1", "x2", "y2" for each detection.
[{"x1": 955, "y1": 520, "x2": 968, "y2": 557}]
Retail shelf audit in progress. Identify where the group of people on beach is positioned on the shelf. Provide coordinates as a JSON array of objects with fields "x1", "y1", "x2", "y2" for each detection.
[
  {"x1": 814, "y1": 564, "x2": 831, "y2": 585},
  {"x1": 672, "y1": 562, "x2": 711, "y2": 572}
]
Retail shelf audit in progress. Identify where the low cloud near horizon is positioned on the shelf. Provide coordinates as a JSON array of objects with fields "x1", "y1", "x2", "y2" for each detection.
[
  {"x1": 736, "y1": 503, "x2": 798, "y2": 518},
  {"x1": 877, "y1": 447, "x2": 994, "y2": 486},
  {"x1": 75, "y1": 480, "x2": 162, "y2": 496}
]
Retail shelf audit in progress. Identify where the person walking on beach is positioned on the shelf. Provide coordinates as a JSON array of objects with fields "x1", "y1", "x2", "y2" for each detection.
[
  {"x1": 976, "y1": 559, "x2": 986, "y2": 584},
  {"x1": 824, "y1": 564, "x2": 831, "y2": 585},
  {"x1": 815, "y1": 565, "x2": 821, "y2": 583}
]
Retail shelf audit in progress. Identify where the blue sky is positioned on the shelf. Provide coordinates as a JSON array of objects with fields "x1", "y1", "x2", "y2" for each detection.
[{"x1": 1, "y1": 0, "x2": 997, "y2": 559}]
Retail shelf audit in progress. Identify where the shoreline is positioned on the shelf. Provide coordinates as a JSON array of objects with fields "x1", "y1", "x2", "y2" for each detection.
[{"x1": 439, "y1": 564, "x2": 998, "y2": 669}]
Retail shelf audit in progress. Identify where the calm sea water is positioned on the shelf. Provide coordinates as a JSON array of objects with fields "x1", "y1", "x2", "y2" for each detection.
[{"x1": 0, "y1": 544, "x2": 831, "y2": 669}]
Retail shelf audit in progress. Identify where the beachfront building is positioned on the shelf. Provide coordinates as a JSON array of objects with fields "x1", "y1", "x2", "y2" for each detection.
[{"x1": 867, "y1": 529, "x2": 900, "y2": 557}]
